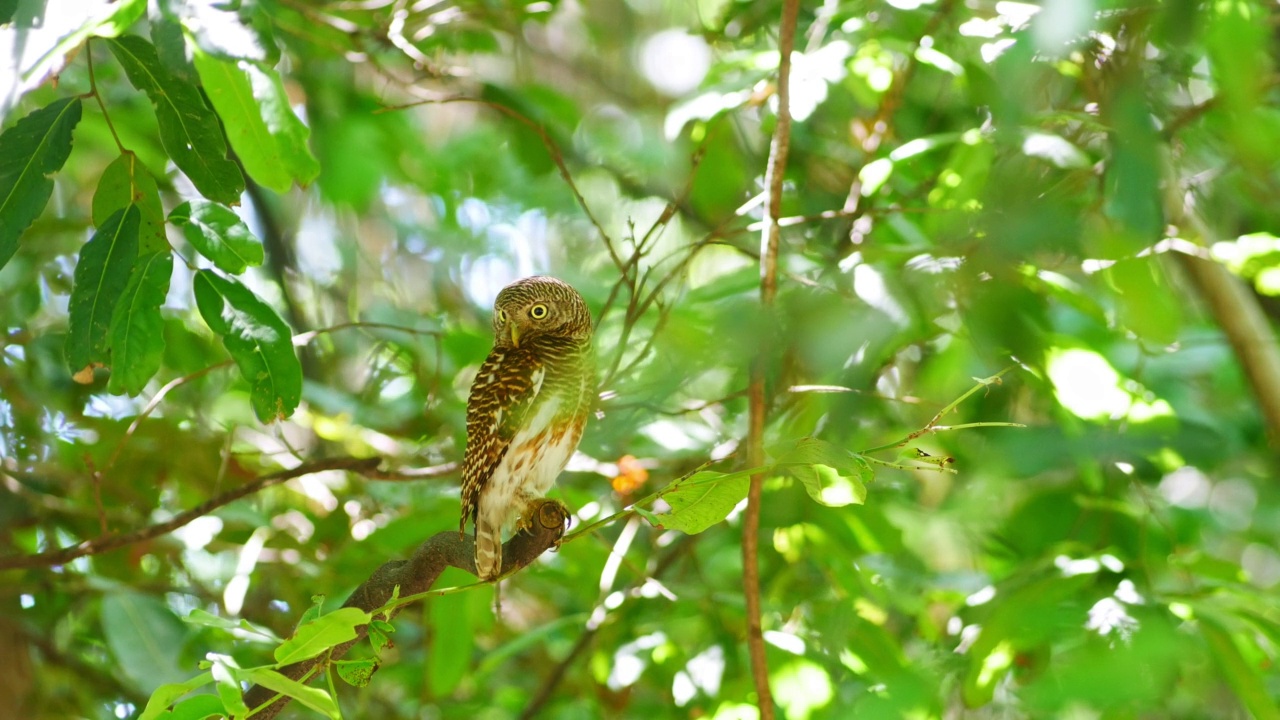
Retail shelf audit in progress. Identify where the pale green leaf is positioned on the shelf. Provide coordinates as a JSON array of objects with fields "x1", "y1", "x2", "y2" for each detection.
[
  {"x1": 243, "y1": 669, "x2": 341, "y2": 720},
  {"x1": 273, "y1": 606, "x2": 369, "y2": 666}
]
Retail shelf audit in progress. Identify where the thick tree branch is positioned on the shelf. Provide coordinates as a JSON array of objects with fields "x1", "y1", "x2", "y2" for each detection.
[
  {"x1": 244, "y1": 501, "x2": 569, "y2": 720},
  {"x1": 743, "y1": 0, "x2": 800, "y2": 717}
]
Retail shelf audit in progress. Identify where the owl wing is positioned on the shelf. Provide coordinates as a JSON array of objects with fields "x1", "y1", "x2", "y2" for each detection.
[{"x1": 460, "y1": 348, "x2": 546, "y2": 534}]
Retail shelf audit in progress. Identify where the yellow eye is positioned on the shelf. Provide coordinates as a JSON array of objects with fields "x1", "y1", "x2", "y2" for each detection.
[
  {"x1": 530, "y1": 304, "x2": 548, "y2": 319},
  {"x1": 498, "y1": 309, "x2": 508, "y2": 322}
]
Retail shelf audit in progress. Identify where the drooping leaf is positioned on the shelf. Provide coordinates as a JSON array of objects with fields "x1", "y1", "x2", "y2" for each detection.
[
  {"x1": 66, "y1": 205, "x2": 141, "y2": 381},
  {"x1": 101, "y1": 591, "x2": 191, "y2": 694},
  {"x1": 334, "y1": 658, "x2": 379, "y2": 688},
  {"x1": 0, "y1": 96, "x2": 82, "y2": 270},
  {"x1": 107, "y1": 34, "x2": 244, "y2": 204},
  {"x1": 242, "y1": 668, "x2": 340, "y2": 720},
  {"x1": 273, "y1": 606, "x2": 368, "y2": 665},
  {"x1": 107, "y1": 251, "x2": 172, "y2": 395},
  {"x1": 193, "y1": 270, "x2": 301, "y2": 421},
  {"x1": 651, "y1": 471, "x2": 749, "y2": 534},
  {"x1": 137, "y1": 673, "x2": 214, "y2": 720},
  {"x1": 208, "y1": 658, "x2": 247, "y2": 718},
  {"x1": 192, "y1": 51, "x2": 293, "y2": 193},
  {"x1": 92, "y1": 153, "x2": 167, "y2": 254},
  {"x1": 169, "y1": 200, "x2": 263, "y2": 274},
  {"x1": 791, "y1": 463, "x2": 868, "y2": 508}
]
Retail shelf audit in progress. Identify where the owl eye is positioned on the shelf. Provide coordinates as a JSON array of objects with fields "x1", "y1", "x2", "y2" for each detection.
[
  {"x1": 529, "y1": 304, "x2": 548, "y2": 319},
  {"x1": 498, "y1": 309, "x2": 508, "y2": 322}
]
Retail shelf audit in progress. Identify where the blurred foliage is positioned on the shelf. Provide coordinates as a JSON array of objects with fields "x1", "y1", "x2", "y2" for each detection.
[{"x1": 2, "y1": 0, "x2": 1280, "y2": 718}]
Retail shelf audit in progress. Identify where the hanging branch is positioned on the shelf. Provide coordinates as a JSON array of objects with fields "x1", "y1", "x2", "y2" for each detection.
[{"x1": 743, "y1": 0, "x2": 801, "y2": 716}]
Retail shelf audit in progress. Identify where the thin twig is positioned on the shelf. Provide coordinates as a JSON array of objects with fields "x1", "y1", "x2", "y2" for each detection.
[
  {"x1": 743, "y1": 1, "x2": 801, "y2": 716},
  {"x1": 0, "y1": 457, "x2": 381, "y2": 570}
]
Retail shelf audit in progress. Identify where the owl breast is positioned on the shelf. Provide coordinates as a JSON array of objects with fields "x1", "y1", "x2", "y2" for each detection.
[{"x1": 479, "y1": 391, "x2": 585, "y2": 531}]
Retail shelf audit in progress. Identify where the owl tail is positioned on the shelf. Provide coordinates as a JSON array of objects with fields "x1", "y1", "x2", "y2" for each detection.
[{"x1": 475, "y1": 520, "x2": 503, "y2": 580}]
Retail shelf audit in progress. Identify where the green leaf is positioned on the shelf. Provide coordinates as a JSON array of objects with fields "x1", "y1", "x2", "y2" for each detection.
[
  {"x1": 243, "y1": 668, "x2": 341, "y2": 720},
  {"x1": 334, "y1": 658, "x2": 379, "y2": 688},
  {"x1": 66, "y1": 205, "x2": 141, "y2": 381},
  {"x1": 191, "y1": 53, "x2": 319, "y2": 190},
  {"x1": 791, "y1": 463, "x2": 868, "y2": 508},
  {"x1": 652, "y1": 471, "x2": 749, "y2": 534},
  {"x1": 193, "y1": 270, "x2": 301, "y2": 421},
  {"x1": 1202, "y1": 617, "x2": 1280, "y2": 720},
  {"x1": 170, "y1": 200, "x2": 263, "y2": 273},
  {"x1": 156, "y1": 694, "x2": 224, "y2": 720},
  {"x1": 208, "y1": 659, "x2": 247, "y2": 718},
  {"x1": 101, "y1": 591, "x2": 191, "y2": 694},
  {"x1": 273, "y1": 606, "x2": 369, "y2": 665},
  {"x1": 192, "y1": 51, "x2": 293, "y2": 194},
  {"x1": 107, "y1": 34, "x2": 244, "y2": 204},
  {"x1": 107, "y1": 251, "x2": 171, "y2": 395},
  {"x1": 181, "y1": 608, "x2": 281, "y2": 642},
  {"x1": 92, "y1": 153, "x2": 167, "y2": 254},
  {"x1": 137, "y1": 673, "x2": 214, "y2": 720},
  {"x1": 1103, "y1": 89, "x2": 1162, "y2": 246},
  {"x1": 771, "y1": 437, "x2": 872, "y2": 478},
  {"x1": 0, "y1": 96, "x2": 82, "y2": 271}
]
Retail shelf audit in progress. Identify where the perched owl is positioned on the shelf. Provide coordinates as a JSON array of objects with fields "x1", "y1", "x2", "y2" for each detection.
[{"x1": 460, "y1": 276, "x2": 595, "y2": 580}]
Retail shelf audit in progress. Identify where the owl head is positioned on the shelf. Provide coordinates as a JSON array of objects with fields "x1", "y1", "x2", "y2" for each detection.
[{"x1": 491, "y1": 276, "x2": 592, "y2": 348}]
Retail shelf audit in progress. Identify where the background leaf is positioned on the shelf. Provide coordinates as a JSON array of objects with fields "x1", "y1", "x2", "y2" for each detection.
[{"x1": 101, "y1": 592, "x2": 191, "y2": 694}]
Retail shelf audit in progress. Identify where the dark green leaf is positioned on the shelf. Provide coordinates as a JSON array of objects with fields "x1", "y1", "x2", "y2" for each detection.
[
  {"x1": 0, "y1": 96, "x2": 82, "y2": 270},
  {"x1": 194, "y1": 270, "x2": 301, "y2": 421},
  {"x1": 92, "y1": 153, "x2": 167, "y2": 254},
  {"x1": 66, "y1": 205, "x2": 140, "y2": 381},
  {"x1": 652, "y1": 471, "x2": 749, "y2": 534},
  {"x1": 107, "y1": 34, "x2": 244, "y2": 204},
  {"x1": 107, "y1": 251, "x2": 172, "y2": 395},
  {"x1": 170, "y1": 200, "x2": 263, "y2": 273},
  {"x1": 273, "y1": 606, "x2": 368, "y2": 665}
]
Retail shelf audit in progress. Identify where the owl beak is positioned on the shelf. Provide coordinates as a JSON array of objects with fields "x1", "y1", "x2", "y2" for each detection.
[{"x1": 509, "y1": 323, "x2": 521, "y2": 348}]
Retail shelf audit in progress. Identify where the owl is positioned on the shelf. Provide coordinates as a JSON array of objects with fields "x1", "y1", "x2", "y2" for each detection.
[{"x1": 460, "y1": 276, "x2": 595, "y2": 580}]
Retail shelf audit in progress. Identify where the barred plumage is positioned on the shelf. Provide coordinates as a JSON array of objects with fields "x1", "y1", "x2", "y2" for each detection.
[{"x1": 460, "y1": 276, "x2": 594, "y2": 580}]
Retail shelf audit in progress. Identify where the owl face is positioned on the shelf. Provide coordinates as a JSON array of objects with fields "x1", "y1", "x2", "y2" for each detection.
[{"x1": 491, "y1": 276, "x2": 592, "y2": 348}]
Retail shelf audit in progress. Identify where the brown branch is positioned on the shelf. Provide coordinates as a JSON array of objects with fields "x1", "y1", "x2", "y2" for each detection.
[
  {"x1": 244, "y1": 501, "x2": 570, "y2": 720},
  {"x1": 743, "y1": 1, "x2": 800, "y2": 717},
  {"x1": 0, "y1": 457, "x2": 381, "y2": 570}
]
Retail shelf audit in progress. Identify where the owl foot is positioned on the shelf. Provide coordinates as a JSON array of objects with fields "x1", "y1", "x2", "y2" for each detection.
[{"x1": 517, "y1": 498, "x2": 570, "y2": 540}]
